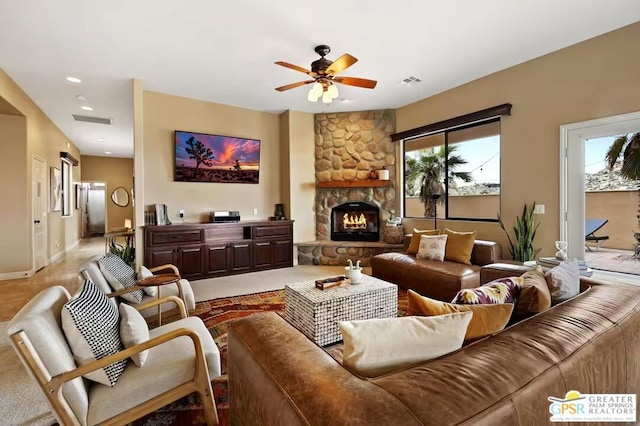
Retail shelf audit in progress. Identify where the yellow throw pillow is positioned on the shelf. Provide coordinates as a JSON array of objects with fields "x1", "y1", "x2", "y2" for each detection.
[
  {"x1": 515, "y1": 266, "x2": 552, "y2": 318},
  {"x1": 407, "y1": 290, "x2": 513, "y2": 341},
  {"x1": 443, "y1": 228, "x2": 477, "y2": 265},
  {"x1": 407, "y1": 228, "x2": 440, "y2": 255}
]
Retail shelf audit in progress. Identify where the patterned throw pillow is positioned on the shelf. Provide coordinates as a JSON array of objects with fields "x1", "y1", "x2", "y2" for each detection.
[
  {"x1": 98, "y1": 254, "x2": 144, "y2": 303},
  {"x1": 407, "y1": 229, "x2": 440, "y2": 255},
  {"x1": 416, "y1": 234, "x2": 448, "y2": 262},
  {"x1": 61, "y1": 278, "x2": 127, "y2": 386},
  {"x1": 451, "y1": 277, "x2": 523, "y2": 305}
]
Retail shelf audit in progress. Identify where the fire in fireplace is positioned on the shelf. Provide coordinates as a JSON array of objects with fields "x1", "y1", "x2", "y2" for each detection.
[{"x1": 331, "y1": 202, "x2": 380, "y2": 241}]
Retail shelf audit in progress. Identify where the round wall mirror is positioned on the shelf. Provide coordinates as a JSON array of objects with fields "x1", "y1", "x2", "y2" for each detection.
[{"x1": 111, "y1": 187, "x2": 129, "y2": 207}]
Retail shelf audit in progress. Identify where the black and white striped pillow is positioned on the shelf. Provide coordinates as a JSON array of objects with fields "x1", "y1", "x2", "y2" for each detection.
[
  {"x1": 62, "y1": 278, "x2": 128, "y2": 386},
  {"x1": 98, "y1": 254, "x2": 144, "y2": 303}
]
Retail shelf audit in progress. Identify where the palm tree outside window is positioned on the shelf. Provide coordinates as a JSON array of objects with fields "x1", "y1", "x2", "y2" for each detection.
[{"x1": 403, "y1": 119, "x2": 501, "y2": 221}]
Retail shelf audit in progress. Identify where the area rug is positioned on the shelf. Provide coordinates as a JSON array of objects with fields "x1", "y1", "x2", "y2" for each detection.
[{"x1": 133, "y1": 288, "x2": 408, "y2": 426}]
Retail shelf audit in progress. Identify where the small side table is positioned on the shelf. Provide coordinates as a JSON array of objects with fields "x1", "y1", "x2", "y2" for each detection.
[{"x1": 136, "y1": 273, "x2": 182, "y2": 326}]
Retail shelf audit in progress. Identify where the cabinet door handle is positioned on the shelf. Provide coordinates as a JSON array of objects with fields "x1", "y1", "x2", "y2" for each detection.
[
  {"x1": 256, "y1": 242, "x2": 270, "y2": 246},
  {"x1": 210, "y1": 246, "x2": 226, "y2": 250},
  {"x1": 235, "y1": 244, "x2": 249, "y2": 248}
]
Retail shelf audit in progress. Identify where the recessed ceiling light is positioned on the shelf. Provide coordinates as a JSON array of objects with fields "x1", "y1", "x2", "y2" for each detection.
[
  {"x1": 66, "y1": 76, "x2": 82, "y2": 83},
  {"x1": 98, "y1": 138, "x2": 107, "y2": 142},
  {"x1": 104, "y1": 151, "x2": 112, "y2": 155},
  {"x1": 339, "y1": 98, "x2": 351, "y2": 103},
  {"x1": 81, "y1": 106, "x2": 94, "y2": 111},
  {"x1": 75, "y1": 95, "x2": 87, "y2": 101}
]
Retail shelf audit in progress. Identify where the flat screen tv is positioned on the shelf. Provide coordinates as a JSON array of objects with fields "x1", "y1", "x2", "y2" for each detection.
[{"x1": 174, "y1": 130, "x2": 260, "y2": 183}]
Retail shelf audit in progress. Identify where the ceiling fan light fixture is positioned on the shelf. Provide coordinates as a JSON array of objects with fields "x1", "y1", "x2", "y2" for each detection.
[
  {"x1": 307, "y1": 88, "x2": 320, "y2": 102},
  {"x1": 311, "y1": 82, "x2": 323, "y2": 97},
  {"x1": 322, "y1": 91, "x2": 333, "y2": 104},
  {"x1": 327, "y1": 84, "x2": 339, "y2": 99}
]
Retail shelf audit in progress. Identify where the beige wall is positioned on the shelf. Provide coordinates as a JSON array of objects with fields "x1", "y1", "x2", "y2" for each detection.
[
  {"x1": 0, "y1": 114, "x2": 28, "y2": 273},
  {"x1": 585, "y1": 190, "x2": 637, "y2": 249},
  {"x1": 406, "y1": 191, "x2": 638, "y2": 251},
  {"x1": 396, "y1": 22, "x2": 640, "y2": 257},
  {"x1": 142, "y1": 91, "x2": 281, "y2": 224},
  {"x1": 0, "y1": 69, "x2": 81, "y2": 275},
  {"x1": 81, "y1": 155, "x2": 134, "y2": 231},
  {"x1": 280, "y1": 111, "x2": 316, "y2": 243}
]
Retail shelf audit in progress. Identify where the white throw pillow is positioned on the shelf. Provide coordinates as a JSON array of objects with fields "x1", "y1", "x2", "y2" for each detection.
[
  {"x1": 98, "y1": 254, "x2": 144, "y2": 303},
  {"x1": 545, "y1": 259, "x2": 580, "y2": 304},
  {"x1": 119, "y1": 303, "x2": 150, "y2": 367},
  {"x1": 137, "y1": 265, "x2": 157, "y2": 297},
  {"x1": 62, "y1": 278, "x2": 127, "y2": 386},
  {"x1": 339, "y1": 311, "x2": 472, "y2": 377},
  {"x1": 416, "y1": 234, "x2": 448, "y2": 262}
]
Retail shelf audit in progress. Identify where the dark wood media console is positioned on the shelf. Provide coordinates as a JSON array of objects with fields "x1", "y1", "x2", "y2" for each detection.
[{"x1": 144, "y1": 220, "x2": 294, "y2": 280}]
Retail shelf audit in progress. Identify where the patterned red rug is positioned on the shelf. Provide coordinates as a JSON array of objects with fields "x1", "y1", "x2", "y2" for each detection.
[{"x1": 134, "y1": 288, "x2": 407, "y2": 425}]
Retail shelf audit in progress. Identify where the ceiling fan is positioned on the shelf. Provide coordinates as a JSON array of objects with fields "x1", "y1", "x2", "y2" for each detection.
[{"x1": 275, "y1": 45, "x2": 377, "y2": 103}]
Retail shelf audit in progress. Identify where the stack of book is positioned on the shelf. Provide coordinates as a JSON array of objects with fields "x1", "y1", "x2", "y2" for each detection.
[{"x1": 537, "y1": 257, "x2": 593, "y2": 277}]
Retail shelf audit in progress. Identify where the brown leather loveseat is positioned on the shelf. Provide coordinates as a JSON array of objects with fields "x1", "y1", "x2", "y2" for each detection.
[
  {"x1": 228, "y1": 264, "x2": 640, "y2": 425},
  {"x1": 371, "y1": 235, "x2": 502, "y2": 301}
]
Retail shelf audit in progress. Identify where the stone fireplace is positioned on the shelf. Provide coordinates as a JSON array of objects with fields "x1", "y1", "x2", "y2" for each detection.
[
  {"x1": 331, "y1": 202, "x2": 380, "y2": 241},
  {"x1": 296, "y1": 109, "x2": 405, "y2": 266}
]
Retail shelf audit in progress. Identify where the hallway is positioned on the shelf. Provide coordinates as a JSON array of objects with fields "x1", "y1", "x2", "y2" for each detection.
[{"x1": 0, "y1": 238, "x2": 104, "y2": 321}]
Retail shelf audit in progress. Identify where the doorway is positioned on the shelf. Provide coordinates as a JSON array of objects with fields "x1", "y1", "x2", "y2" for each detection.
[
  {"x1": 79, "y1": 182, "x2": 107, "y2": 237},
  {"x1": 32, "y1": 155, "x2": 47, "y2": 271},
  {"x1": 560, "y1": 111, "x2": 640, "y2": 263}
]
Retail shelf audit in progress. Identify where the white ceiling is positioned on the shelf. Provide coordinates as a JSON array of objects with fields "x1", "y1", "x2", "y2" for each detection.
[{"x1": 1, "y1": 1, "x2": 639, "y2": 158}]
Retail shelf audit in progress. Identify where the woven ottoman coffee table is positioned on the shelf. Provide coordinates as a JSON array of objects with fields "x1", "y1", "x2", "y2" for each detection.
[{"x1": 284, "y1": 275, "x2": 397, "y2": 346}]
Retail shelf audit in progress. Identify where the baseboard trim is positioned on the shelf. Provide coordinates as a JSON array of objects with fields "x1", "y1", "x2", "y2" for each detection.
[
  {"x1": 0, "y1": 270, "x2": 33, "y2": 281},
  {"x1": 66, "y1": 240, "x2": 79, "y2": 253},
  {"x1": 49, "y1": 251, "x2": 65, "y2": 264}
]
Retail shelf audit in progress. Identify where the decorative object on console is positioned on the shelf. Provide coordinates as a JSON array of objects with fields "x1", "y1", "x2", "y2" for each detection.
[
  {"x1": 406, "y1": 228, "x2": 440, "y2": 255},
  {"x1": 497, "y1": 202, "x2": 541, "y2": 261},
  {"x1": 416, "y1": 234, "x2": 447, "y2": 261},
  {"x1": 174, "y1": 130, "x2": 260, "y2": 184},
  {"x1": 274, "y1": 203, "x2": 286, "y2": 220},
  {"x1": 274, "y1": 45, "x2": 377, "y2": 105},
  {"x1": 554, "y1": 240, "x2": 568, "y2": 260},
  {"x1": 153, "y1": 203, "x2": 170, "y2": 225},
  {"x1": 407, "y1": 290, "x2": 514, "y2": 341},
  {"x1": 338, "y1": 312, "x2": 472, "y2": 377}
]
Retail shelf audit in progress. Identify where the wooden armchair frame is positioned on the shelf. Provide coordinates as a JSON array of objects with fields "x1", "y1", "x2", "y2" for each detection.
[{"x1": 9, "y1": 296, "x2": 218, "y2": 426}]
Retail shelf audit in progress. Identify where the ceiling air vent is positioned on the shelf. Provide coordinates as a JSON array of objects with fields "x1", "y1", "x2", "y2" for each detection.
[
  {"x1": 400, "y1": 76, "x2": 422, "y2": 85},
  {"x1": 72, "y1": 114, "x2": 112, "y2": 125}
]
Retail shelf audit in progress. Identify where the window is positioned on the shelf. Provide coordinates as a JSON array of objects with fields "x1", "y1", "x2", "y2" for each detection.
[
  {"x1": 61, "y1": 159, "x2": 72, "y2": 216},
  {"x1": 403, "y1": 119, "x2": 501, "y2": 221}
]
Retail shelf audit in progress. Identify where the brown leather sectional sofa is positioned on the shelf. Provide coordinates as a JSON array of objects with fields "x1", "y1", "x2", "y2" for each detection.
[
  {"x1": 371, "y1": 235, "x2": 502, "y2": 301},
  {"x1": 228, "y1": 263, "x2": 640, "y2": 425}
]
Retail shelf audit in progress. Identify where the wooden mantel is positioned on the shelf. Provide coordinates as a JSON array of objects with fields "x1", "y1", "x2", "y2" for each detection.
[{"x1": 316, "y1": 179, "x2": 391, "y2": 188}]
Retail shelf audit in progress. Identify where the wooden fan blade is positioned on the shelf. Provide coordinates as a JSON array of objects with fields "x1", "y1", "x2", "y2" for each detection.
[
  {"x1": 275, "y1": 80, "x2": 315, "y2": 92},
  {"x1": 333, "y1": 76, "x2": 377, "y2": 89},
  {"x1": 326, "y1": 54, "x2": 357, "y2": 75},
  {"x1": 275, "y1": 61, "x2": 317, "y2": 77}
]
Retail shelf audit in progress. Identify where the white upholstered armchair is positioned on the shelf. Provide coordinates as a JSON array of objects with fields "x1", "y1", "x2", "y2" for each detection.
[
  {"x1": 7, "y1": 285, "x2": 220, "y2": 425},
  {"x1": 79, "y1": 254, "x2": 195, "y2": 320}
]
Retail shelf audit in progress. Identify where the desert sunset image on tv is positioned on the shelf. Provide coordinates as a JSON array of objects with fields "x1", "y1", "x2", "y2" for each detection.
[{"x1": 174, "y1": 131, "x2": 260, "y2": 183}]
